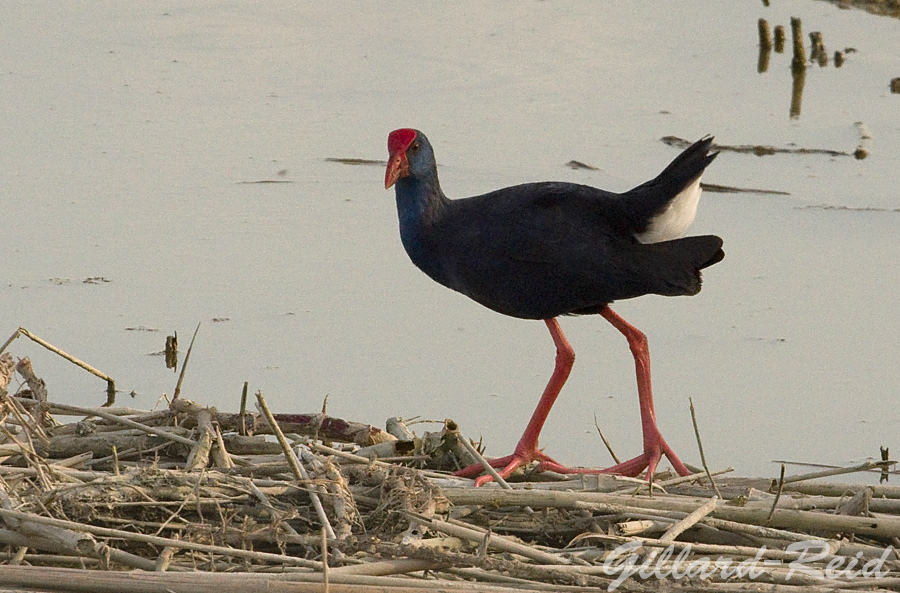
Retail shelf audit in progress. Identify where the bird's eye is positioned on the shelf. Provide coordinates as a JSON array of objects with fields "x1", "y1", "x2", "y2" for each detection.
[{"x1": 410, "y1": 142, "x2": 420, "y2": 152}]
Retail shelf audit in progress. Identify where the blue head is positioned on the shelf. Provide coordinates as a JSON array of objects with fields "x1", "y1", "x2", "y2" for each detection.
[
  {"x1": 384, "y1": 128, "x2": 441, "y2": 192},
  {"x1": 384, "y1": 128, "x2": 446, "y2": 226}
]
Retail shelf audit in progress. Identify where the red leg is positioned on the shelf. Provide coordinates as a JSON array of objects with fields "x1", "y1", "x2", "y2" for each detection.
[
  {"x1": 595, "y1": 306, "x2": 691, "y2": 479},
  {"x1": 455, "y1": 309, "x2": 691, "y2": 486},
  {"x1": 455, "y1": 318, "x2": 580, "y2": 486}
]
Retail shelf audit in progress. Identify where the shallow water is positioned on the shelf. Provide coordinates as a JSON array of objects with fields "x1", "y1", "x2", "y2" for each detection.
[{"x1": 3, "y1": 1, "x2": 899, "y2": 480}]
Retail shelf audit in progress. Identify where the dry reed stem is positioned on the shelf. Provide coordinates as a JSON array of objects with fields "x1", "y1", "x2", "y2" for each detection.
[
  {"x1": 172, "y1": 323, "x2": 200, "y2": 401},
  {"x1": 688, "y1": 397, "x2": 721, "y2": 497},
  {"x1": 254, "y1": 391, "x2": 336, "y2": 540}
]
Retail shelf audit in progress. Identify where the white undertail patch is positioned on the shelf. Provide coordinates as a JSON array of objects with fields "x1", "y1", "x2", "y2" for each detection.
[{"x1": 635, "y1": 176, "x2": 702, "y2": 244}]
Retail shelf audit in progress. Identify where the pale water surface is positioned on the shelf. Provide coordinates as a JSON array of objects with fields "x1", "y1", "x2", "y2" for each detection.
[{"x1": 2, "y1": 1, "x2": 899, "y2": 480}]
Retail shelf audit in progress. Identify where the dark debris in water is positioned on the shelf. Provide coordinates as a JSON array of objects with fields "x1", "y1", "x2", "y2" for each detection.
[
  {"x1": 565, "y1": 160, "x2": 599, "y2": 171},
  {"x1": 662, "y1": 136, "x2": 852, "y2": 157},
  {"x1": 701, "y1": 183, "x2": 790, "y2": 196},
  {"x1": 326, "y1": 157, "x2": 387, "y2": 166},
  {"x1": 236, "y1": 180, "x2": 295, "y2": 184},
  {"x1": 48, "y1": 277, "x2": 111, "y2": 285},
  {"x1": 798, "y1": 204, "x2": 900, "y2": 213}
]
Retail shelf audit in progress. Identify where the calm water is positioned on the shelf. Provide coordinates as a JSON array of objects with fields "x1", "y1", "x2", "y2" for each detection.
[{"x1": 3, "y1": 1, "x2": 899, "y2": 480}]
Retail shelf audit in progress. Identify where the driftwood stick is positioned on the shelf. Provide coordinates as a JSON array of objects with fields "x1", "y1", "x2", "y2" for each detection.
[
  {"x1": 210, "y1": 424, "x2": 234, "y2": 469},
  {"x1": 783, "y1": 460, "x2": 894, "y2": 484},
  {"x1": 656, "y1": 466, "x2": 733, "y2": 488},
  {"x1": 14, "y1": 358, "x2": 48, "y2": 407},
  {"x1": 0, "y1": 507, "x2": 322, "y2": 569},
  {"x1": 329, "y1": 557, "x2": 444, "y2": 576},
  {"x1": 39, "y1": 401, "x2": 196, "y2": 447},
  {"x1": 0, "y1": 527, "x2": 158, "y2": 572},
  {"x1": 658, "y1": 495, "x2": 718, "y2": 542},
  {"x1": 12, "y1": 328, "x2": 116, "y2": 405},
  {"x1": 0, "y1": 564, "x2": 528, "y2": 593},
  {"x1": 405, "y1": 511, "x2": 570, "y2": 565},
  {"x1": 272, "y1": 413, "x2": 395, "y2": 446},
  {"x1": 785, "y1": 481, "x2": 900, "y2": 499}
]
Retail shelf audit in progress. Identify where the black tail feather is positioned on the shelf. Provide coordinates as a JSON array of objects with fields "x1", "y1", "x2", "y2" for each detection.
[{"x1": 618, "y1": 137, "x2": 718, "y2": 234}]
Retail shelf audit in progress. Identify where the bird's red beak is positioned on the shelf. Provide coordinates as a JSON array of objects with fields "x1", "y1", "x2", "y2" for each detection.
[
  {"x1": 385, "y1": 128, "x2": 417, "y2": 189},
  {"x1": 384, "y1": 151, "x2": 409, "y2": 189}
]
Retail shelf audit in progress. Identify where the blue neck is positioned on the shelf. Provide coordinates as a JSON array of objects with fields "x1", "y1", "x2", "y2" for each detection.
[{"x1": 394, "y1": 175, "x2": 447, "y2": 276}]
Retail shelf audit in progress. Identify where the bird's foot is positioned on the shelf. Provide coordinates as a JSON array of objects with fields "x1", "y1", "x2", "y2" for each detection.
[
  {"x1": 598, "y1": 431, "x2": 692, "y2": 480},
  {"x1": 456, "y1": 446, "x2": 617, "y2": 487},
  {"x1": 455, "y1": 431, "x2": 692, "y2": 486}
]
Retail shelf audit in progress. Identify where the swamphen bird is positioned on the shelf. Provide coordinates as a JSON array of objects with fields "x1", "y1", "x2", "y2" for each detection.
[{"x1": 384, "y1": 128, "x2": 723, "y2": 486}]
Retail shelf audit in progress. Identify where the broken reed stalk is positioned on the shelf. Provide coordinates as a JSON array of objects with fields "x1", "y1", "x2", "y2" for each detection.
[
  {"x1": 688, "y1": 397, "x2": 721, "y2": 498},
  {"x1": 790, "y1": 17, "x2": 806, "y2": 69},
  {"x1": 594, "y1": 413, "x2": 621, "y2": 464},
  {"x1": 773, "y1": 24, "x2": 786, "y2": 52},
  {"x1": 756, "y1": 18, "x2": 772, "y2": 73},
  {"x1": 458, "y1": 435, "x2": 511, "y2": 489},
  {"x1": 2, "y1": 328, "x2": 116, "y2": 406},
  {"x1": 782, "y1": 459, "x2": 894, "y2": 483},
  {"x1": 809, "y1": 31, "x2": 827, "y2": 66},
  {"x1": 758, "y1": 18, "x2": 772, "y2": 49},
  {"x1": 239, "y1": 381, "x2": 249, "y2": 436},
  {"x1": 254, "y1": 391, "x2": 337, "y2": 540},
  {"x1": 172, "y1": 323, "x2": 200, "y2": 400}
]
